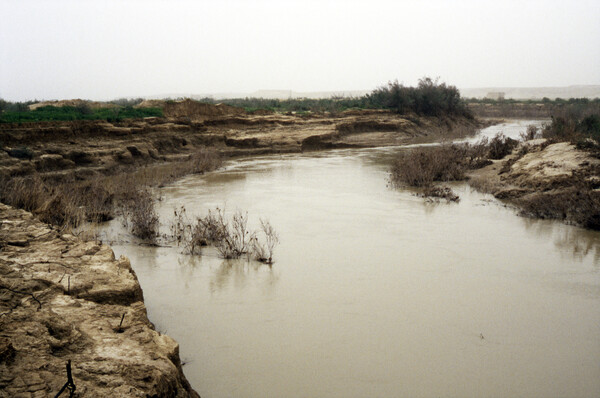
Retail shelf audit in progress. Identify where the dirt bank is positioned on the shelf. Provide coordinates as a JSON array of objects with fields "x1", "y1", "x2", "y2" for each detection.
[
  {"x1": 0, "y1": 110, "x2": 482, "y2": 181},
  {"x1": 0, "y1": 203, "x2": 199, "y2": 397},
  {"x1": 468, "y1": 139, "x2": 600, "y2": 229}
]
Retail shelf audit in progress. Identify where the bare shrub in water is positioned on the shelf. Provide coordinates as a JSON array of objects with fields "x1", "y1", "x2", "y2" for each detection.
[
  {"x1": 390, "y1": 133, "x2": 521, "y2": 202},
  {"x1": 214, "y1": 210, "x2": 250, "y2": 259},
  {"x1": 167, "y1": 206, "x2": 279, "y2": 261},
  {"x1": 123, "y1": 189, "x2": 159, "y2": 241},
  {"x1": 169, "y1": 206, "x2": 194, "y2": 251},
  {"x1": 390, "y1": 133, "x2": 521, "y2": 190},
  {"x1": 194, "y1": 209, "x2": 227, "y2": 245},
  {"x1": 390, "y1": 145, "x2": 466, "y2": 188},
  {"x1": 251, "y1": 219, "x2": 280, "y2": 264}
]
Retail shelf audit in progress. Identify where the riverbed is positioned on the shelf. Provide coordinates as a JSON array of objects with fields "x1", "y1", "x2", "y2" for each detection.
[{"x1": 107, "y1": 120, "x2": 600, "y2": 398}]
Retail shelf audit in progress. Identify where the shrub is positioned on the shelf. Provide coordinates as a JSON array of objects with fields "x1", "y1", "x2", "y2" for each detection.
[
  {"x1": 214, "y1": 211, "x2": 250, "y2": 259},
  {"x1": 487, "y1": 133, "x2": 518, "y2": 159},
  {"x1": 367, "y1": 77, "x2": 472, "y2": 118},
  {"x1": 123, "y1": 189, "x2": 159, "y2": 241},
  {"x1": 543, "y1": 105, "x2": 600, "y2": 143},
  {"x1": 251, "y1": 219, "x2": 280, "y2": 264},
  {"x1": 520, "y1": 125, "x2": 539, "y2": 141},
  {"x1": 167, "y1": 206, "x2": 279, "y2": 262},
  {"x1": 390, "y1": 145, "x2": 467, "y2": 188}
]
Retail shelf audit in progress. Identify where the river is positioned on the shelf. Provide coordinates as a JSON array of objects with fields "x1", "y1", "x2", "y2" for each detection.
[{"x1": 106, "y1": 120, "x2": 600, "y2": 398}]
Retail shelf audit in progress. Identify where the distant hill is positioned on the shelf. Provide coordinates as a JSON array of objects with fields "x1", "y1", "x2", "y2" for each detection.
[
  {"x1": 459, "y1": 85, "x2": 600, "y2": 100},
  {"x1": 146, "y1": 85, "x2": 600, "y2": 101}
]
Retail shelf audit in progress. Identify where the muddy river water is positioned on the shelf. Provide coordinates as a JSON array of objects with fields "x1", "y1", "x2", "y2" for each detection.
[{"x1": 108, "y1": 121, "x2": 600, "y2": 397}]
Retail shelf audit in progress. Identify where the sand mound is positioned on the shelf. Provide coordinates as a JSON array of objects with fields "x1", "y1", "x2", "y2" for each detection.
[
  {"x1": 29, "y1": 99, "x2": 117, "y2": 111},
  {"x1": 136, "y1": 99, "x2": 245, "y2": 119}
]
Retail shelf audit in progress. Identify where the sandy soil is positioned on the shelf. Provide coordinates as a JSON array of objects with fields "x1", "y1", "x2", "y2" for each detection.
[{"x1": 468, "y1": 139, "x2": 600, "y2": 228}]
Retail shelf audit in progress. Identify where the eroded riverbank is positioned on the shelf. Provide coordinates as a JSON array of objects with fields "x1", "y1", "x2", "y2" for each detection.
[{"x1": 0, "y1": 203, "x2": 199, "y2": 397}]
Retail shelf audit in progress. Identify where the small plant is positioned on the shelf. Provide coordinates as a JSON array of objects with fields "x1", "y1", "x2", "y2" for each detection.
[{"x1": 170, "y1": 206, "x2": 192, "y2": 248}]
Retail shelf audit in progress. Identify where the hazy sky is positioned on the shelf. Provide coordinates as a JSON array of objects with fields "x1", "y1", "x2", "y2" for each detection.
[{"x1": 1, "y1": 0, "x2": 599, "y2": 101}]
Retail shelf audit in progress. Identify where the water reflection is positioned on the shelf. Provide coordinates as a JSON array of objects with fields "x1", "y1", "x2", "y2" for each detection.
[
  {"x1": 208, "y1": 259, "x2": 279, "y2": 295},
  {"x1": 520, "y1": 217, "x2": 600, "y2": 265}
]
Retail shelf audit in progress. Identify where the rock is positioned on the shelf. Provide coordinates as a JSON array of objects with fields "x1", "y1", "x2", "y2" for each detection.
[
  {"x1": 34, "y1": 154, "x2": 75, "y2": 171},
  {"x1": 0, "y1": 203, "x2": 199, "y2": 397}
]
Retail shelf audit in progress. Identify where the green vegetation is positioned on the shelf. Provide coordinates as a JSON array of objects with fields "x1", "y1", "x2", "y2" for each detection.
[
  {"x1": 0, "y1": 104, "x2": 162, "y2": 124},
  {"x1": 367, "y1": 77, "x2": 472, "y2": 117},
  {"x1": 212, "y1": 77, "x2": 473, "y2": 118},
  {"x1": 466, "y1": 96, "x2": 600, "y2": 119},
  {"x1": 217, "y1": 96, "x2": 370, "y2": 114},
  {"x1": 466, "y1": 97, "x2": 600, "y2": 106}
]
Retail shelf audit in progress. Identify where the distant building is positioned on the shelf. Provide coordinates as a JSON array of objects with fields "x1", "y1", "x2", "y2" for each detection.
[{"x1": 485, "y1": 92, "x2": 505, "y2": 100}]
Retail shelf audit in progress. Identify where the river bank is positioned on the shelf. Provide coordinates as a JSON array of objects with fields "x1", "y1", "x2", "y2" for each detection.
[
  {"x1": 467, "y1": 137, "x2": 600, "y2": 229},
  {"x1": 0, "y1": 105, "x2": 483, "y2": 182},
  {"x1": 0, "y1": 203, "x2": 199, "y2": 397}
]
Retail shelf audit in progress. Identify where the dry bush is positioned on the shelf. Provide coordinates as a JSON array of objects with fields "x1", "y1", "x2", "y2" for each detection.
[
  {"x1": 167, "y1": 206, "x2": 279, "y2": 261},
  {"x1": 251, "y1": 219, "x2": 280, "y2": 264},
  {"x1": 123, "y1": 189, "x2": 159, "y2": 241},
  {"x1": 0, "y1": 147, "x2": 222, "y2": 236},
  {"x1": 0, "y1": 175, "x2": 47, "y2": 212},
  {"x1": 0, "y1": 175, "x2": 85, "y2": 230},
  {"x1": 214, "y1": 211, "x2": 250, "y2": 259},
  {"x1": 520, "y1": 125, "x2": 539, "y2": 141},
  {"x1": 390, "y1": 145, "x2": 467, "y2": 188},
  {"x1": 36, "y1": 189, "x2": 85, "y2": 229},
  {"x1": 169, "y1": 206, "x2": 192, "y2": 249},
  {"x1": 487, "y1": 133, "x2": 518, "y2": 159},
  {"x1": 194, "y1": 209, "x2": 227, "y2": 246}
]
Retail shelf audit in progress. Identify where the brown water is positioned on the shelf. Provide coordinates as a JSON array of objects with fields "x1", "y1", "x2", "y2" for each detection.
[{"x1": 108, "y1": 122, "x2": 600, "y2": 398}]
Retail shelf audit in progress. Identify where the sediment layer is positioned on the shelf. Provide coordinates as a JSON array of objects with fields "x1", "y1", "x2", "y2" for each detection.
[
  {"x1": 0, "y1": 203, "x2": 199, "y2": 397},
  {"x1": 0, "y1": 110, "x2": 481, "y2": 181}
]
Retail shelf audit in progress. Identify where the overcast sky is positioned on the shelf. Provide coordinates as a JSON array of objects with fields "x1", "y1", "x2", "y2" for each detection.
[{"x1": 1, "y1": 0, "x2": 599, "y2": 101}]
